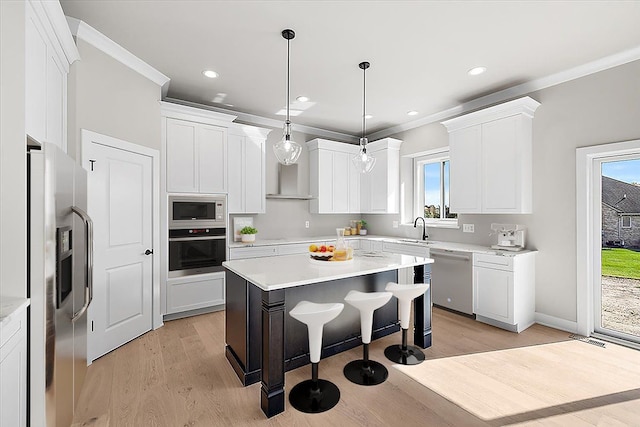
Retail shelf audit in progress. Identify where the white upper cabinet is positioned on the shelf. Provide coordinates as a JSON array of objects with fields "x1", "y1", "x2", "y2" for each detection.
[
  {"x1": 360, "y1": 138, "x2": 402, "y2": 214},
  {"x1": 308, "y1": 139, "x2": 361, "y2": 214},
  {"x1": 227, "y1": 125, "x2": 271, "y2": 214},
  {"x1": 25, "y1": 0, "x2": 79, "y2": 151},
  {"x1": 161, "y1": 102, "x2": 236, "y2": 194},
  {"x1": 442, "y1": 97, "x2": 540, "y2": 214}
]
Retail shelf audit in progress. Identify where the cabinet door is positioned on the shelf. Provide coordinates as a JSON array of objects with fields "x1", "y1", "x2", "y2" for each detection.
[
  {"x1": 25, "y1": 11, "x2": 48, "y2": 144},
  {"x1": 332, "y1": 152, "x2": 350, "y2": 213},
  {"x1": 227, "y1": 134, "x2": 243, "y2": 213},
  {"x1": 166, "y1": 119, "x2": 198, "y2": 192},
  {"x1": 369, "y1": 150, "x2": 388, "y2": 212},
  {"x1": 482, "y1": 116, "x2": 520, "y2": 213},
  {"x1": 198, "y1": 124, "x2": 226, "y2": 194},
  {"x1": 449, "y1": 125, "x2": 482, "y2": 213},
  {"x1": 348, "y1": 157, "x2": 360, "y2": 213},
  {"x1": 244, "y1": 136, "x2": 265, "y2": 213},
  {"x1": 0, "y1": 314, "x2": 26, "y2": 427},
  {"x1": 474, "y1": 267, "x2": 512, "y2": 323},
  {"x1": 46, "y1": 53, "x2": 65, "y2": 150},
  {"x1": 317, "y1": 150, "x2": 333, "y2": 213},
  {"x1": 166, "y1": 274, "x2": 225, "y2": 314}
]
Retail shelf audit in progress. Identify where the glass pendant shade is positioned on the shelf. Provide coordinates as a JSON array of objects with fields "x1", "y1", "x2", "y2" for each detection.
[
  {"x1": 274, "y1": 28, "x2": 302, "y2": 165},
  {"x1": 352, "y1": 137, "x2": 376, "y2": 173},
  {"x1": 352, "y1": 61, "x2": 375, "y2": 173},
  {"x1": 274, "y1": 121, "x2": 302, "y2": 165}
]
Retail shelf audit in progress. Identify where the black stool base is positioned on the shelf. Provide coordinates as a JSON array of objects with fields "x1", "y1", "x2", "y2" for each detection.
[
  {"x1": 384, "y1": 344, "x2": 425, "y2": 365},
  {"x1": 289, "y1": 379, "x2": 340, "y2": 413},
  {"x1": 344, "y1": 359, "x2": 389, "y2": 385}
]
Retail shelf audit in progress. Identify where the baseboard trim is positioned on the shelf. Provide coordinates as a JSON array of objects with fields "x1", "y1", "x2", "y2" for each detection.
[{"x1": 535, "y1": 312, "x2": 578, "y2": 333}]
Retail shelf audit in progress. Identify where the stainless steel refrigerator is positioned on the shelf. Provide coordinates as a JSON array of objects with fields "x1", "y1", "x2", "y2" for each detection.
[{"x1": 28, "y1": 141, "x2": 93, "y2": 427}]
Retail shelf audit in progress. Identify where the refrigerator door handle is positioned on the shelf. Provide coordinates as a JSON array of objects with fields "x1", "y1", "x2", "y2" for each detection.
[{"x1": 71, "y1": 206, "x2": 94, "y2": 323}]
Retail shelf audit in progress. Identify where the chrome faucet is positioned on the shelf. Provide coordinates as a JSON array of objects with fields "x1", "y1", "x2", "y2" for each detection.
[{"x1": 414, "y1": 217, "x2": 428, "y2": 240}]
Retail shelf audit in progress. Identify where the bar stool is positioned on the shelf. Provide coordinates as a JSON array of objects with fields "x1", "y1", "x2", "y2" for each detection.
[
  {"x1": 384, "y1": 282, "x2": 430, "y2": 365},
  {"x1": 343, "y1": 290, "x2": 393, "y2": 386},
  {"x1": 288, "y1": 301, "x2": 344, "y2": 413}
]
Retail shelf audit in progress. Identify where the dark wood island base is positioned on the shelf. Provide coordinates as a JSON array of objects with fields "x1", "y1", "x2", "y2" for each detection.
[{"x1": 224, "y1": 263, "x2": 432, "y2": 418}]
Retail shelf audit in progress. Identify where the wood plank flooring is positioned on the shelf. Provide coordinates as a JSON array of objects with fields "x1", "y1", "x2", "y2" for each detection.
[{"x1": 71, "y1": 308, "x2": 640, "y2": 426}]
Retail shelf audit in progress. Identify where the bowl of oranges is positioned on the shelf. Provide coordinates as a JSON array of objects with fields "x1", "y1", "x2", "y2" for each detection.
[{"x1": 308, "y1": 244, "x2": 334, "y2": 261}]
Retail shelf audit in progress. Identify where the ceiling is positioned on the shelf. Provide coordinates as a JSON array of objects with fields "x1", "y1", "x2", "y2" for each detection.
[{"x1": 60, "y1": 1, "x2": 640, "y2": 139}]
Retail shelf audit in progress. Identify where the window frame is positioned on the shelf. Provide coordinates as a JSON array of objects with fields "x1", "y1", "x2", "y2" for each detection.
[
  {"x1": 621, "y1": 216, "x2": 631, "y2": 228},
  {"x1": 413, "y1": 149, "x2": 458, "y2": 226}
]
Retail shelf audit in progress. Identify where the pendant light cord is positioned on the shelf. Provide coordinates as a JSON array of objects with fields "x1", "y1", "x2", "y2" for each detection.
[
  {"x1": 362, "y1": 64, "x2": 366, "y2": 141},
  {"x1": 286, "y1": 37, "x2": 290, "y2": 125}
]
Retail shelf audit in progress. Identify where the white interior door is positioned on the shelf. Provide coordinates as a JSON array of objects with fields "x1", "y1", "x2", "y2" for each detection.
[{"x1": 84, "y1": 138, "x2": 153, "y2": 361}]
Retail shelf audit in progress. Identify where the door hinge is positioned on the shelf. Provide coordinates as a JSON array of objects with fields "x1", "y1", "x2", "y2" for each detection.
[
  {"x1": 89, "y1": 159, "x2": 96, "y2": 171},
  {"x1": 91, "y1": 320, "x2": 94, "y2": 332}
]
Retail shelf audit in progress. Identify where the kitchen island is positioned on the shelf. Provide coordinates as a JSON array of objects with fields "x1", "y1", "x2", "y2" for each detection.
[{"x1": 223, "y1": 251, "x2": 434, "y2": 417}]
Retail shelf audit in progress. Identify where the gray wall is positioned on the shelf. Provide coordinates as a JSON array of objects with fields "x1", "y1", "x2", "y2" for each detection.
[
  {"x1": 67, "y1": 38, "x2": 162, "y2": 161},
  {"x1": 233, "y1": 129, "x2": 361, "y2": 240},
  {"x1": 0, "y1": 0, "x2": 26, "y2": 298},
  {"x1": 365, "y1": 59, "x2": 640, "y2": 324}
]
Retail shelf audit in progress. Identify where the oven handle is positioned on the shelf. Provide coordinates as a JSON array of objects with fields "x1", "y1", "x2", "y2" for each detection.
[{"x1": 169, "y1": 236, "x2": 226, "y2": 242}]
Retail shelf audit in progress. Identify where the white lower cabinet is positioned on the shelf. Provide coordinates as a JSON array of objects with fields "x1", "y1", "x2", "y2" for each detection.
[
  {"x1": 473, "y1": 252, "x2": 535, "y2": 332},
  {"x1": 0, "y1": 307, "x2": 27, "y2": 427},
  {"x1": 166, "y1": 272, "x2": 225, "y2": 315}
]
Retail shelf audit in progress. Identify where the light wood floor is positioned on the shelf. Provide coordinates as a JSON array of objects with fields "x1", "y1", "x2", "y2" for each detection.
[{"x1": 71, "y1": 308, "x2": 640, "y2": 426}]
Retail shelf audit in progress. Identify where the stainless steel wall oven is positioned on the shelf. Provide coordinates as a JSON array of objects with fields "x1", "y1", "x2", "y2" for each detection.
[{"x1": 168, "y1": 195, "x2": 227, "y2": 277}]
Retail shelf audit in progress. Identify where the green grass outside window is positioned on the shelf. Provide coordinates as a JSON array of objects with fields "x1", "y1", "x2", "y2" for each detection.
[{"x1": 601, "y1": 248, "x2": 640, "y2": 279}]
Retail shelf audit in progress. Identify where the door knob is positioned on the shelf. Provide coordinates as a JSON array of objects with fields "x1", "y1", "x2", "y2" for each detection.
[{"x1": 144, "y1": 249, "x2": 153, "y2": 255}]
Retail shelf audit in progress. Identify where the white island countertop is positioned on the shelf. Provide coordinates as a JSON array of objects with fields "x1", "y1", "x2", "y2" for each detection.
[{"x1": 223, "y1": 250, "x2": 434, "y2": 291}]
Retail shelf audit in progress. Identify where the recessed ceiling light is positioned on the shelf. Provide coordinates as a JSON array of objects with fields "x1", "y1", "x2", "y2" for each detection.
[
  {"x1": 407, "y1": 110, "x2": 419, "y2": 116},
  {"x1": 364, "y1": 114, "x2": 373, "y2": 120},
  {"x1": 202, "y1": 70, "x2": 219, "y2": 78},
  {"x1": 467, "y1": 66, "x2": 487, "y2": 76},
  {"x1": 296, "y1": 96, "x2": 310, "y2": 102}
]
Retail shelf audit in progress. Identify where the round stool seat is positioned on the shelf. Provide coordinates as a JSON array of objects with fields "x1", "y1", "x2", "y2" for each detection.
[
  {"x1": 384, "y1": 282, "x2": 430, "y2": 365},
  {"x1": 343, "y1": 290, "x2": 393, "y2": 386},
  {"x1": 288, "y1": 300, "x2": 344, "y2": 414}
]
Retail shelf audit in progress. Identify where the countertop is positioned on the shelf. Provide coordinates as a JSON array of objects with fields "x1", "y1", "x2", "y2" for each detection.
[
  {"x1": 223, "y1": 250, "x2": 434, "y2": 291},
  {"x1": 228, "y1": 234, "x2": 535, "y2": 257},
  {"x1": 0, "y1": 296, "x2": 30, "y2": 329}
]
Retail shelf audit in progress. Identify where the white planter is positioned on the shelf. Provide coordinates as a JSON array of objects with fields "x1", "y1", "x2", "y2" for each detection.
[
  {"x1": 359, "y1": 230, "x2": 367, "y2": 235},
  {"x1": 241, "y1": 234, "x2": 256, "y2": 243}
]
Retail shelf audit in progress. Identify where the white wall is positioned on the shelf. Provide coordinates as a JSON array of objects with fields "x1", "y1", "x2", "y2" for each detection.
[
  {"x1": 365, "y1": 59, "x2": 640, "y2": 324},
  {"x1": 67, "y1": 38, "x2": 162, "y2": 161},
  {"x1": 0, "y1": 0, "x2": 27, "y2": 298}
]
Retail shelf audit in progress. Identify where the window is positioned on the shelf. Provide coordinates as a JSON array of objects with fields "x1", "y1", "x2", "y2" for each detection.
[
  {"x1": 414, "y1": 151, "x2": 457, "y2": 224},
  {"x1": 621, "y1": 216, "x2": 631, "y2": 228}
]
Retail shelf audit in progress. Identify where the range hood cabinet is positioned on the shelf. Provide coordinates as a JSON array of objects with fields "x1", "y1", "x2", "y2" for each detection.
[{"x1": 266, "y1": 164, "x2": 313, "y2": 200}]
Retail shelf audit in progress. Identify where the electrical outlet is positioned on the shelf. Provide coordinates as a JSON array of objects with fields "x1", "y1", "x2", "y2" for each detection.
[
  {"x1": 463, "y1": 224, "x2": 475, "y2": 233},
  {"x1": 305, "y1": 221, "x2": 310, "y2": 229},
  {"x1": 392, "y1": 221, "x2": 399, "y2": 228}
]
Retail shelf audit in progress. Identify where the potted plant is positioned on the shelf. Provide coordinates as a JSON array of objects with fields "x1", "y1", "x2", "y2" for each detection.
[
  {"x1": 359, "y1": 220, "x2": 368, "y2": 235},
  {"x1": 240, "y1": 226, "x2": 258, "y2": 243}
]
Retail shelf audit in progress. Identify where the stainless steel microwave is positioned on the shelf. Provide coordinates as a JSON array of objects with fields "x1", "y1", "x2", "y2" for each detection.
[{"x1": 169, "y1": 195, "x2": 226, "y2": 229}]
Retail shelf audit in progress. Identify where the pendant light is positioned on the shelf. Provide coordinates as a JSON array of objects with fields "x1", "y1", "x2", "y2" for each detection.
[
  {"x1": 273, "y1": 29, "x2": 302, "y2": 165},
  {"x1": 352, "y1": 61, "x2": 376, "y2": 173}
]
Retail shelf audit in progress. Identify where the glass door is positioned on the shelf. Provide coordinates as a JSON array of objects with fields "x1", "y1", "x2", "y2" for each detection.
[{"x1": 595, "y1": 155, "x2": 640, "y2": 344}]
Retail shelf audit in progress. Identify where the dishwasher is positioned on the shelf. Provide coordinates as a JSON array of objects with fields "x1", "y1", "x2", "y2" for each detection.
[{"x1": 430, "y1": 249, "x2": 474, "y2": 315}]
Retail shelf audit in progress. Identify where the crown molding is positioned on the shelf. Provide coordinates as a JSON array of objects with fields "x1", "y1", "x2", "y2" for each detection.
[
  {"x1": 164, "y1": 97, "x2": 359, "y2": 143},
  {"x1": 370, "y1": 45, "x2": 640, "y2": 140},
  {"x1": 66, "y1": 17, "x2": 170, "y2": 97},
  {"x1": 441, "y1": 96, "x2": 541, "y2": 132},
  {"x1": 28, "y1": 0, "x2": 80, "y2": 70}
]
